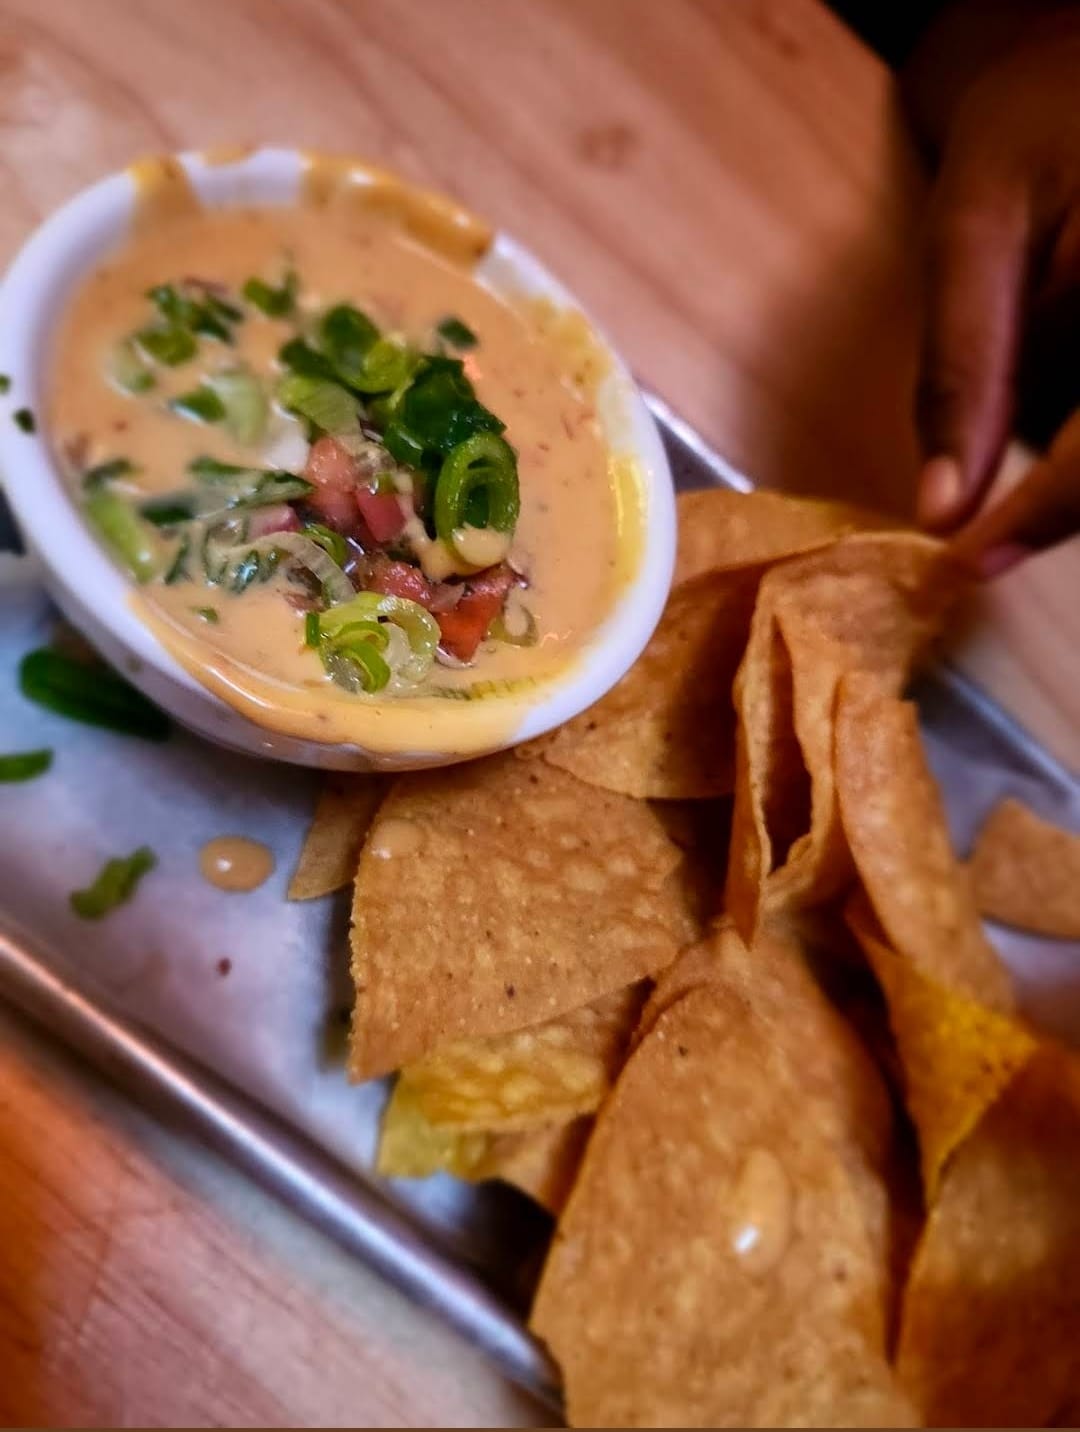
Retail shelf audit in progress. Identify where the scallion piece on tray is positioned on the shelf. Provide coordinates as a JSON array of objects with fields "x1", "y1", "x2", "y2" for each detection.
[
  {"x1": 0, "y1": 748, "x2": 53, "y2": 783},
  {"x1": 13, "y1": 407, "x2": 35, "y2": 433},
  {"x1": 0, "y1": 374, "x2": 11, "y2": 395},
  {"x1": 436, "y1": 316, "x2": 478, "y2": 350},
  {"x1": 19, "y1": 648, "x2": 171, "y2": 741},
  {"x1": 70, "y1": 846, "x2": 157, "y2": 920}
]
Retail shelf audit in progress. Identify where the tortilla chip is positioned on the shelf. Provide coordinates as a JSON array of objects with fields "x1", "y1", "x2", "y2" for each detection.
[
  {"x1": 724, "y1": 533, "x2": 956, "y2": 942},
  {"x1": 392, "y1": 983, "x2": 646, "y2": 1133},
  {"x1": 835, "y1": 673, "x2": 1014, "y2": 1012},
  {"x1": 970, "y1": 796, "x2": 1080, "y2": 939},
  {"x1": 531, "y1": 981, "x2": 915, "y2": 1427},
  {"x1": 349, "y1": 755, "x2": 698, "y2": 1079},
  {"x1": 846, "y1": 891, "x2": 1037, "y2": 1199},
  {"x1": 288, "y1": 775, "x2": 387, "y2": 900},
  {"x1": 523, "y1": 567, "x2": 758, "y2": 799},
  {"x1": 896, "y1": 1045, "x2": 1080, "y2": 1425},
  {"x1": 674, "y1": 488, "x2": 890, "y2": 586},
  {"x1": 376, "y1": 1080, "x2": 591, "y2": 1215},
  {"x1": 472, "y1": 1117, "x2": 593, "y2": 1216}
]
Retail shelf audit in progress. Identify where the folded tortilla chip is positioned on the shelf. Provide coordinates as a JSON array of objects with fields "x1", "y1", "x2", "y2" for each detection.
[
  {"x1": 376, "y1": 1079, "x2": 591, "y2": 1216},
  {"x1": 896, "y1": 1045, "x2": 1080, "y2": 1425},
  {"x1": 846, "y1": 891, "x2": 1036, "y2": 1199},
  {"x1": 835, "y1": 673, "x2": 1014, "y2": 1012},
  {"x1": 725, "y1": 533, "x2": 956, "y2": 942},
  {"x1": 970, "y1": 795, "x2": 1080, "y2": 939},
  {"x1": 391, "y1": 983, "x2": 646, "y2": 1133},
  {"x1": 531, "y1": 979, "x2": 915, "y2": 1427},
  {"x1": 288, "y1": 775, "x2": 388, "y2": 900},
  {"x1": 349, "y1": 755, "x2": 698, "y2": 1079},
  {"x1": 674, "y1": 488, "x2": 890, "y2": 586}
]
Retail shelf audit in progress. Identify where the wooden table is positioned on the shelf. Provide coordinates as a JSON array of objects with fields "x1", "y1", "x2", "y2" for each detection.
[{"x1": 0, "y1": 1, "x2": 1075, "y2": 1424}]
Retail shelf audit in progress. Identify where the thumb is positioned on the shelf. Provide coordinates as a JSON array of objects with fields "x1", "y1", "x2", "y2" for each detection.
[{"x1": 915, "y1": 178, "x2": 1030, "y2": 531}]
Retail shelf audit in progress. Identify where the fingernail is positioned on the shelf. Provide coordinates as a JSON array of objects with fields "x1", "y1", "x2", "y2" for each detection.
[
  {"x1": 917, "y1": 455, "x2": 964, "y2": 528},
  {"x1": 977, "y1": 541, "x2": 1031, "y2": 579}
]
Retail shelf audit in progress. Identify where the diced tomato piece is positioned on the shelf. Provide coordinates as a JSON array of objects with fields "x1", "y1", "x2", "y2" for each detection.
[
  {"x1": 248, "y1": 504, "x2": 301, "y2": 539},
  {"x1": 355, "y1": 483, "x2": 406, "y2": 542},
  {"x1": 303, "y1": 435, "x2": 361, "y2": 532},
  {"x1": 435, "y1": 564, "x2": 515, "y2": 662},
  {"x1": 367, "y1": 558, "x2": 435, "y2": 608}
]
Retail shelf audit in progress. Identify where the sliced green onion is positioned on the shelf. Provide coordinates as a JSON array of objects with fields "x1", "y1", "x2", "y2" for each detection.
[
  {"x1": 319, "y1": 303, "x2": 380, "y2": 376},
  {"x1": 189, "y1": 455, "x2": 249, "y2": 479},
  {"x1": 212, "y1": 368, "x2": 269, "y2": 445},
  {"x1": 278, "y1": 337, "x2": 338, "y2": 381},
  {"x1": 13, "y1": 407, "x2": 35, "y2": 433},
  {"x1": 343, "y1": 338, "x2": 418, "y2": 395},
  {"x1": 322, "y1": 642, "x2": 390, "y2": 694},
  {"x1": 276, "y1": 373, "x2": 360, "y2": 436},
  {"x1": 170, "y1": 385, "x2": 227, "y2": 424},
  {"x1": 301, "y1": 522, "x2": 348, "y2": 567},
  {"x1": 193, "y1": 468, "x2": 312, "y2": 515},
  {"x1": 204, "y1": 531, "x2": 353, "y2": 604},
  {"x1": 108, "y1": 338, "x2": 157, "y2": 394},
  {"x1": 84, "y1": 488, "x2": 165, "y2": 582},
  {"x1": 400, "y1": 357, "x2": 503, "y2": 456},
  {"x1": 243, "y1": 270, "x2": 297, "y2": 317},
  {"x1": 320, "y1": 592, "x2": 439, "y2": 685},
  {"x1": 140, "y1": 494, "x2": 195, "y2": 526},
  {"x1": 136, "y1": 325, "x2": 197, "y2": 367},
  {"x1": 324, "y1": 618, "x2": 390, "y2": 654},
  {"x1": 19, "y1": 648, "x2": 171, "y2": 741},
  {"x1": 164, "y1": 531, "x2": 192, "y2": 584},
  {"x1": 70, "y1": 846, "x2": 157, "y2": 920},
  {"x1": 436, "y1": 316, "x2": 478, "y2": 350},
  {"x1": 193, "y1": 605, "x2": 219, "y2": 623},
  {"x1": 490, "y1": 606, "x2": 538, "y2": 648},
  {"x1": 304, "y1": 611, "x2": 321, "y2": 647},
  {"x1": 147, "y1": 283, "x2": 200, "y2": 327},
  {"x1": 382, "y1": 419, "x2": 427, "y2": 469},
  {"x1": 0, "y1": 374, "x2": 11, "y2": 395},
  {"x1": 83, "y1": 457, "x2": 137, "y2": 491},
  {"x1": 434, "y1": 432, "x2": 520, "y2": 560},
  {"x1": 0, "y1": 748, "x2": 53, "y2": 782},
  {"x1": 147, "y1": 283, "x2": 238, "y2": 343}
]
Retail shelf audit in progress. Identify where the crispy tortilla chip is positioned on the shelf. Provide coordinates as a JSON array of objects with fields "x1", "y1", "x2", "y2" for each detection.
[
  {"x1": 288, "y1": 775, "x2": 387, "y2": 900},
  {"x1": 896, "y1": 1045, "x2": 1080, "y2": 1425},
  {"x1": 970, "y1": 795, "x2": 1080, "y2": 939},
  {"x1": 835, "y1": 672, "x2": 1014, "y2": 1011},
  {"x1": 349, "y1": 755, "x2": 698, "y2": 1079},
  {"x1": 674, "y1": 488, "x2": 890, "y2": 586},
  {"x1": 523, "y1": 568, "x2": 758, "y2": 799},
  {"x1": 725, "y1": 533, "x2": 956, "y2": 942},
  {"x1": 392, "y1": 983, "x2": 646, "y2": 1133},
  {"x1": 531, "y1": 981, "x2": 915, "y2": 1427},
  {"x1": 847, "y1": 891, "x2": 1036, "y2": 1199},
  {"x1": 376, "y1": 1081, "x2": 591, "y2": 1215},
  {"x1": 472, "y1": 1117, "x2": 592, "y2": 1216}
]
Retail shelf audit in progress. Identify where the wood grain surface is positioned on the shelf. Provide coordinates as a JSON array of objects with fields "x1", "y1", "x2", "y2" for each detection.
[{"x1": 0, "y1": 0, "x2": 1075, "y2": 1425}]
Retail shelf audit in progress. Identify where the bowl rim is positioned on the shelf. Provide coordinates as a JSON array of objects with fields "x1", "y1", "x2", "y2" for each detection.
[{"x1": 0, "y1": 146, "x2": 676, "y2": 759}]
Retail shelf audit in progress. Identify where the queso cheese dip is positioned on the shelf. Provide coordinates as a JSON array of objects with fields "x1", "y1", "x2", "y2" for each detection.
[{"x1": 48, "y1": 157, "x2": 633, "y2": 753}]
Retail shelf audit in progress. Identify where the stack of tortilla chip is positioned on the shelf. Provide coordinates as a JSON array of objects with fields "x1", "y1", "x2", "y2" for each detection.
[{"x1": 290, "y1": 487, "x2": 1080, "y2": 1426}]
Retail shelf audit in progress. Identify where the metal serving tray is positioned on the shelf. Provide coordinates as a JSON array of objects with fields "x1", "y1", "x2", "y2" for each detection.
[{"x1": 1, "y1": 396, "x2": 1077, "y2": 1412}]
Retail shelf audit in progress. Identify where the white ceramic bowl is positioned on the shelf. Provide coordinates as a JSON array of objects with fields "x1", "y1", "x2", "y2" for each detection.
[{"x1": 0, "y1": 148, "x2": 675, "y2": 770}]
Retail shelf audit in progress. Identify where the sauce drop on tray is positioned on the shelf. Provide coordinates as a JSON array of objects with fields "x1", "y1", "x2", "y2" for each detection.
[{"x1": 199, "y1": 835, "x2": 275, "y2": 892}]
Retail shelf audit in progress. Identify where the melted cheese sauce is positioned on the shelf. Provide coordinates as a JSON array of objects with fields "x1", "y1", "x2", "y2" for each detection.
[{"x1": 48, "y1": 157, "x2": 634, "y2": 754}]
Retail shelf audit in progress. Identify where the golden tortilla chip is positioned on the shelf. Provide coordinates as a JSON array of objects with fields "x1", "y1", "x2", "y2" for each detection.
[
  {"x1": 349, "y1": 755, "x2": 698, "y2": 1079},
  {"x1": 531, "y1": 981, "x2": 915, "y2": 1427},
  {"x1": 896, "y1": 1045, "x2": 1080, "y2": 1425},
  {"x1": 846, "y1": 891, "x2": 1036, "y2": 1199},
  {"x1": 522, "y1": 568, "x2": 758, "y2": 799},
  {"x1": 288, "y1": 775, "x2": 388, "y2": 900},
  {"x1": 835, "y1": 673, "x2": 1014, "y2": 1011},
  {"x1": 970, "y1": 796, "x2": 1080, "y2": 939},
  {"x1": 674, "y1": 488, "x2": 890, "y2": 586},
  {"x1": 725, "y1": 533, "x2": 955, "y2": 942},
  {"x1": 376, "y1": 1080, "x2": 591, "y2": 1215},
  {"x1": 391, "y1": 983, "x2": 646, "y2": 1133}
]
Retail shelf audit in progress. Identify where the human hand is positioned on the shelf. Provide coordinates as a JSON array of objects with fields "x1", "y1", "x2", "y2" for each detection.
[{"x1": 905, "y1": 3, "x2": 1080, "y2": 562}]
